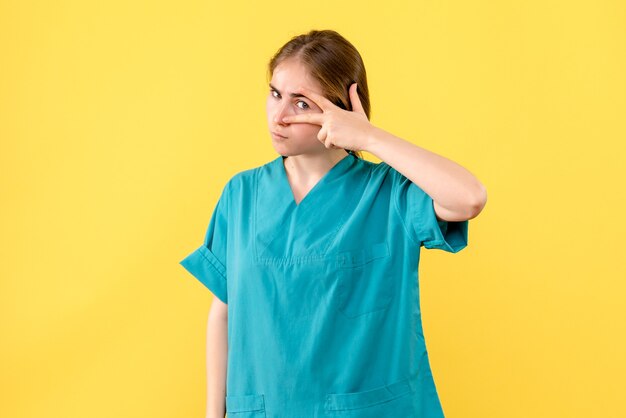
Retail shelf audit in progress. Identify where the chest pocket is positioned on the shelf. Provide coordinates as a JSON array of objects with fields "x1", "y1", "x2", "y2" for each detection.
[{"x1": 336, "y1": 241, "x2": 394, "y2": 318}]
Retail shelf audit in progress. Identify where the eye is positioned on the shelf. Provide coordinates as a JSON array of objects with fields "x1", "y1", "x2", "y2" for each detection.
[{"x1": 270, "y1": 89, "x2": 311, "y2": 110}]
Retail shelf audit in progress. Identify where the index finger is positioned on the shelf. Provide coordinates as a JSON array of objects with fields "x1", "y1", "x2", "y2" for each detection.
[{"x1": 296, "y1": 85, "x2": 337, "y2": 112}]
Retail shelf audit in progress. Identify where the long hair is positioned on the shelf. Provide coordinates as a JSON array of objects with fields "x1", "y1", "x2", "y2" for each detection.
[{"x1": 267, "y1": 29, "x2": 371, "y2": 159}]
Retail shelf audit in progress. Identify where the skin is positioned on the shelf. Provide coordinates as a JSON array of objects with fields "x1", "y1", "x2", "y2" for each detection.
[
  {"x1": 266, "y1": 58, "x2": 351, "y2": 205},
  {"x1": 205, "y1": 56, "x2": 488, "y2": 418},
  {"x1": 274, "y1": 59, "x2": 488, "y2": 221},
  {"x1": 205, "y1": 298, "x2": 227, "y2": 418}
]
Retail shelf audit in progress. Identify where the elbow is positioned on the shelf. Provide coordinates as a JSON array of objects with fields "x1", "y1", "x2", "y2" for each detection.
[{"x1": 467, "y1": 183, "x2": 487, "y2": 219}]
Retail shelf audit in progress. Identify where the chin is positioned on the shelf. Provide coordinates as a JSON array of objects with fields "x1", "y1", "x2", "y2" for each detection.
[
  {"x1": 271, "y1": 139, "x2": 320, "y2": 157},
  {"x1": 272, "y1": 143, "x2": 293, "y2": 156}
]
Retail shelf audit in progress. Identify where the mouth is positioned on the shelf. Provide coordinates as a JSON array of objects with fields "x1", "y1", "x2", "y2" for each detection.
[{"x1": 271, "y1": 131, "x2": 287, "y2": 139}]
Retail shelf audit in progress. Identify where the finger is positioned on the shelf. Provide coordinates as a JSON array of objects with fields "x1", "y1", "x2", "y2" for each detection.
[
  {"x1": 282, "y1": 113, "x2": 324, "y2": 125},
  {"x1": 349, "y1": 83, "x2": 366, "y2": 115},
  {"x1": 295, "y1": 85, "x2": 337, "y2": 112},
  {"x1": 317, "y1": 125, "x2": 327, "y2": 142}
]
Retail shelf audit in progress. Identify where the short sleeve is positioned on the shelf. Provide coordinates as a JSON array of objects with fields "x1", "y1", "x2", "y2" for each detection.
[
  {"x1": 179, "y1": 182, "x2": 230, "y2": 303},
  {"x1": 386, "y1": 164, "x2": 469, "y2": 253}
]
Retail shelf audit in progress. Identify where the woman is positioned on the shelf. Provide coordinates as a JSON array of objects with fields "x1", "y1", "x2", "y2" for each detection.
[{"x1": 180, "y1": 29, "x2": 487, "y2": 418}]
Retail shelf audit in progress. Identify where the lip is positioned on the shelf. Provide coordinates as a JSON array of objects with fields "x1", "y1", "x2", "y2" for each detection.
[{"x1": 271, "y1": 131, "x2": 287, "y2": 139}]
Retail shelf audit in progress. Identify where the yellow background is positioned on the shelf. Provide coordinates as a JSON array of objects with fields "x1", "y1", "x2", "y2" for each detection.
[{"x1": 2, "y1": 1, "x2": 625, "y2": 417}]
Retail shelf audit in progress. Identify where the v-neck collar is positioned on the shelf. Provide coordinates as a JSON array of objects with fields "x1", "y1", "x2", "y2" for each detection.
[
  {"x1": 277, "y1": 153, "x2": 355, "y2": 208},
  {"x1": 255, "y1": 152, "x2": 368, "y2": 260}
]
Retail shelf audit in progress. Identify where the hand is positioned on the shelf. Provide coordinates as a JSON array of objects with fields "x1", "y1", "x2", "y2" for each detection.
[{"x1": 281, "y1": 83, "x2": 376, "y2": 152}]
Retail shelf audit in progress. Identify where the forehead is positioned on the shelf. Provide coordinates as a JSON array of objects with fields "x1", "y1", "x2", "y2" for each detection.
[{"x1": 270, "y1": 59, "x2": 323, "y2": 95}]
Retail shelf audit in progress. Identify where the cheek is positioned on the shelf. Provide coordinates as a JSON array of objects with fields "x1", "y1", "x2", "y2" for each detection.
[
  {"x1": 292, "y1": 123, "x2": 320, "y2": 137},
  {"x1": 265, "y1": 97, "x2": 273, "y2": 115},
  {"x1": 266, "y1": 96, "x2": 283, "y2": 117}
]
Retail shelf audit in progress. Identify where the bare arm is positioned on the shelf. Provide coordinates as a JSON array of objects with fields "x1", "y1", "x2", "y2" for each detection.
[
  {"x1": 364, "y1": 126, "x2": 487, "y2": 222},
  {"x1": 206, "y1": 296, "x2": 228, "y2": 418}
]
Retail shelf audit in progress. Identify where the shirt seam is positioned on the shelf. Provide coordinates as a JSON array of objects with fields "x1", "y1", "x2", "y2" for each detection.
[
  {"x1": 198, "y1": 246, "x2": 227, "y2": 281},
  {"x1": 389, "y1": 168, "x2": 422, "y2": 248}
]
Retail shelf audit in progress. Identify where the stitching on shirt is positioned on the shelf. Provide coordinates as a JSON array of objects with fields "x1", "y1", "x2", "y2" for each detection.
[
  {"x1": 325, "y1": 377, "x2": 415, "y2": 411},
  {"x1": 319, "y1": 158, "x2": 371, "y2": 255},
  {"x1": 254, "y1": 254, "x2": 331, "y2": 266},
  {"x1": 199, "y1": 247, "x2": 227, "y2": 280},
  {"x1": 253, "y1": 164, "x2": 259, "y2": 260},
  {"x1": 416, "y1": 196, "x2": 449, "y2": 248},
  {"x1": 387, "y1": 165, "x2": 422, "y2": 248}
]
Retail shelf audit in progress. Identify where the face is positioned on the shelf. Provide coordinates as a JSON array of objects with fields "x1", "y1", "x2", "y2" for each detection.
[{"x1": 266, "y1": 58, "x2": 327, "y2": 156}]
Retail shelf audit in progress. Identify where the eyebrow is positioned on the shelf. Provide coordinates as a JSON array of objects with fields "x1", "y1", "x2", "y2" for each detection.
[{"x1": 269, "y1": 83, "x2": 309, "y2": 99}]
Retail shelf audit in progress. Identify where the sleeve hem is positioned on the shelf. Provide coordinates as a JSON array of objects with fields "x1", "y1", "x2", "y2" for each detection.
[
  {"x1": 418, "y1": 196, "x2": 469, "y2": 253},
  {"x1": 420, "y1": 219, "x2": 469, "y2": 253},
  {"x1": 179, "y1": 245, "x2": 228, "y2": 304}
]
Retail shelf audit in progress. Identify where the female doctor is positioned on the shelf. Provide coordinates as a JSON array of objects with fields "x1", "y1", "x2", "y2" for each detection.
[{"x1": 180, "y1": 29, "x2": 487, "y2": 418}]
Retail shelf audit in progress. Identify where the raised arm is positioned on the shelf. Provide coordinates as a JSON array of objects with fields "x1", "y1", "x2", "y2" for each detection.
[{"x1": 364, "y1": 127, "x2": 487, "y2": 222}]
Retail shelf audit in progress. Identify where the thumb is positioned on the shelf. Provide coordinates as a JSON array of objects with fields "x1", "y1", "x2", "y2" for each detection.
[{"x1": 349, "y1": 83, "x2": 366, "y2": 115}]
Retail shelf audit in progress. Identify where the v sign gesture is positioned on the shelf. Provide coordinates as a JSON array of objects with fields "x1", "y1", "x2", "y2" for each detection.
[{"x1": 281, "y1": 83, "x2": 377, "y2": 152}]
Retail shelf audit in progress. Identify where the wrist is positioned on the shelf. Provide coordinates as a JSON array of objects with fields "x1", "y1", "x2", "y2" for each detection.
[{"x1": 361, "y1": 125, "x2": 387, "y2": 156}]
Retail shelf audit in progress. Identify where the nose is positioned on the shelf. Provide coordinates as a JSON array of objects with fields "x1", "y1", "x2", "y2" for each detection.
[{"x1": 273, "y1": 100, "x2": 293, "y2": 125}]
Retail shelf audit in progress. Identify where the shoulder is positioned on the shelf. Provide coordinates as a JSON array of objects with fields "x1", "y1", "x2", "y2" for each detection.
[
  {"x1": 365, "y1": 159, "x2": 428, "y2": 197},
  {"x1": 353, "y1": 156, "x2": 392, "y2": 172},
  {"x1": 358, "y1": 158, "x2": 395, "y2": 182},
  {"x1": 222, "y1": 158, "x2": 277, "y2": 194}
]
